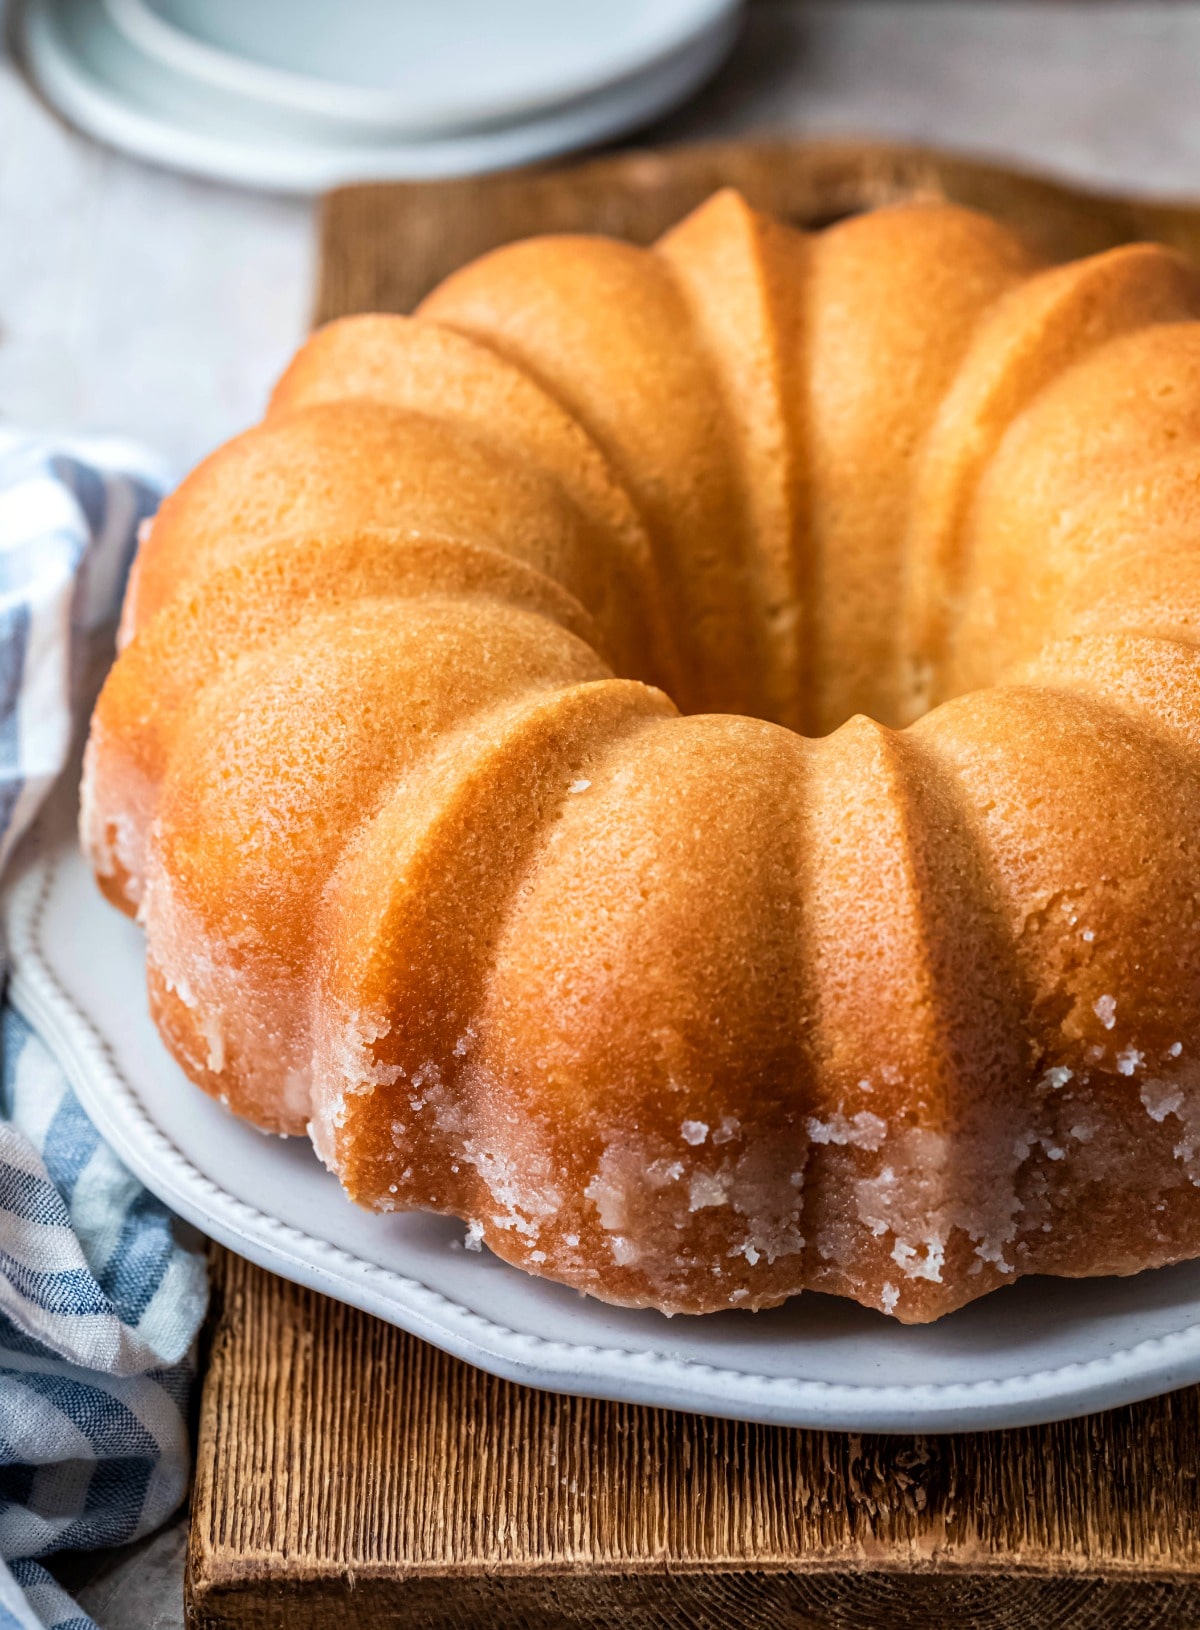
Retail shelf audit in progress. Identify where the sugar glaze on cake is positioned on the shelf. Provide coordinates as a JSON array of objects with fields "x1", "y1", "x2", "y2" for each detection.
[{"x1": 81, "y1": 192, "x2": 1200, "y2": 1322}]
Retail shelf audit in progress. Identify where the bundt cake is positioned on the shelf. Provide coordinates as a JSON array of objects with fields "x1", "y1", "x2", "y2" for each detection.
[{"x1": 81, "y1": 190, "x2": 1200, "y2": 1323}]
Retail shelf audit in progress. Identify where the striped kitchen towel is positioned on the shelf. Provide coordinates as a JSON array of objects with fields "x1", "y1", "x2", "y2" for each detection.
[{"x1": 0, "y1": 432, "x2": 208, "y2": 1630}]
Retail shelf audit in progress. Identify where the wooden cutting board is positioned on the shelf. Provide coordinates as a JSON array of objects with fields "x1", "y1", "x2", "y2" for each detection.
[
  {"x1": 313, "y1": 136, "x2": 1200, "y2": 320},
  {"x1": 188, "y1": 139, "x2": 1200, "y2": 1629}
]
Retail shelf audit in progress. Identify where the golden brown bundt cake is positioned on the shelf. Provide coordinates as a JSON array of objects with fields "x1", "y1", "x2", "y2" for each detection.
[{"x1": 81, "y1": 189, "x2": 1200, "y2": 1322}]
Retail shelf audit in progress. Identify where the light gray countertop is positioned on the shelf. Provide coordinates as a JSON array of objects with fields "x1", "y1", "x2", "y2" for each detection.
[
  {"x1": 2, "y1": 3, "x2": 1197, "y2": 1624},
  {"x1": 4, "y1": 3, "x2": 1200, "y2": 474},
  {"x1": 5, "y1": 3, "x2": 1200, "y2": 475}
]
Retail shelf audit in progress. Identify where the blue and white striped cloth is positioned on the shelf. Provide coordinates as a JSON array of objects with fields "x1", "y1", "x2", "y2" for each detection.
[{"x1": 0, "y1": 432, "x2": 208, "y2": 1630}]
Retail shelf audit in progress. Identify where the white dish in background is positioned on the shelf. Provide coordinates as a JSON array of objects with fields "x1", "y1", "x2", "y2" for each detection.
[
  {"x1": 10, "y1": 771, "x2": 1200, "y2": 1433},
  {"x1": 16, "y1": 0, "x2": 743, "y2": 192},
  {"x1": 103, "y1": 0, "x2": 739, "y2": 134}
]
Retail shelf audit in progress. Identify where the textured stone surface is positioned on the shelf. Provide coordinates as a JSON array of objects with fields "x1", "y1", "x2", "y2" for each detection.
[{"x1": 50, "y1": 1520, "x2": 187, "y2": 1630}]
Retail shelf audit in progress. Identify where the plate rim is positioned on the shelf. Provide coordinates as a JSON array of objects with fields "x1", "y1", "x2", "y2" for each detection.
[
  {"x1": 101, "y1": 0, "x2": 742, "y2": 136},
  {"x1": 11, "y1": 832, "x2": 1200, "y2": 1432},
  {"x1": 16, "y1": 0, "x2": 741, "y2": 193}
]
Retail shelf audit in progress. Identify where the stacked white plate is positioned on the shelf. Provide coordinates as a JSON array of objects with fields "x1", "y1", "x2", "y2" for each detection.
[{"x1": 16, "y1": 0, "x2": 743, "y2": 191}]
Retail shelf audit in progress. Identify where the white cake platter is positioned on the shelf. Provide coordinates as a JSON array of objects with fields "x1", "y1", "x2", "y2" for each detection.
[
  {"x1": 10, "y1": 774, "x2": 1200, "y2": 1432},
  {"x1": 15, "y1": 0, "x2": 742, "y2": 192}
]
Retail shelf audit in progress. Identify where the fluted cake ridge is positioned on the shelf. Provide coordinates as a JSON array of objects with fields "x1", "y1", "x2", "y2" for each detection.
[{"x1": 82, "y1": 191, "x2": 1200, "y2": 1321}]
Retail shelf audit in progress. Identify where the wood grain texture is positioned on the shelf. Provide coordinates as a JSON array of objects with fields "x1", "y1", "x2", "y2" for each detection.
[
  {"x1": 190, "y1": 139, "x2": 1200, "y2": 1628},
  {"x1": 315, "y1": 137, "x2": 1200, "y2": 323},
  {"x1": 187, "y1": 1250, "x2": 1200, "y2": 1629}
]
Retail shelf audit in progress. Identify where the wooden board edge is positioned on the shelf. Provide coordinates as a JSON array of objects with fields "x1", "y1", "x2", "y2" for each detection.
[
  {"x1": 313, "y1": 135, "x2": 1200, "y2": 323},
  {"x1": 186, "y1": 1565, "x2": 1200, "y2": 1630}
]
